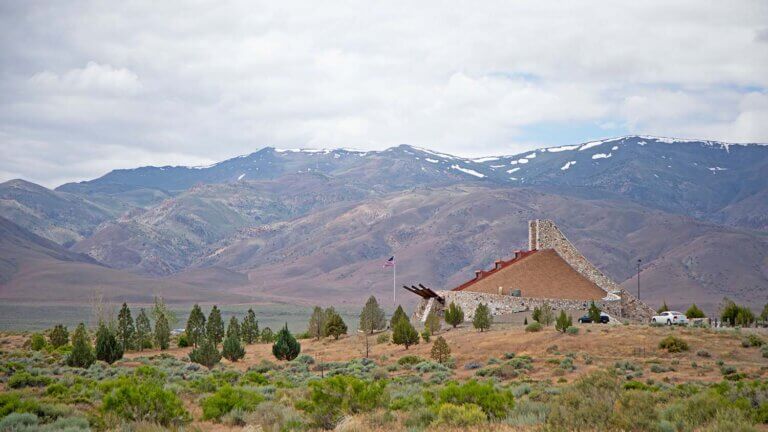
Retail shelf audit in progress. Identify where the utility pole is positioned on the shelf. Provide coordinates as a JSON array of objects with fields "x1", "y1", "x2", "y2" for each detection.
[{"x1": 636, "y1": 259, "x2": 642, "y2": 300}]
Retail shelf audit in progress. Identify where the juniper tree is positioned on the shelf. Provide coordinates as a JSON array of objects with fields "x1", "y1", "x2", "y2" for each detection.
[
  {"x1": 392, "y1": 318, "x2": 419, "y2": 350},
  {"x1": 444, "y1": 302, "x2": 464, "y2": 328},
  {"x1": 555, "y1": 310, "x2": 572, "y2": 333},
  {"x1": 151, "y1": 296, "x2": 177, "y2": 328},
  {"x1": 49, "y1": 324, "x2": 69, "y2": 348},
  {"x1": 425, "y1": 310, "x2": 442, "y2": 334},
  {"x1": 241, "y1": 308, "x2": 259, "y2": 344},
  {"x1": 272, "y1": 324, "x2": 301, "y2": 361},
  {"x1": 430, "y1": 336, "x2": 451, "y2": 364},
  {"x1": 390, "y1": 305, "x2": 408, "y2": 328},
  {"x1": 260, "y1": 327, "x2": 274, "y2": 343},
  {"x1": 67, "y1": 323, "x2": 95, "y2": 368},
  {"x1": 226, "y1": 316, "x2": 241, "y2": 340},
  {"x1": 222, "y1": 318, "x2": 245, "y2": 362},
  {"x1": 135, "y1": 309, "x2": 152, "y2": 350},
  {"x1": 685, "y1": 304, "x2": 706, "y2": 319},
  {"x1": 95, "y1": 322, "x2": 123, "y2": 364},
  {"x1": 359, "y1": 296, "x2": 386, "y2": 334},
  {"x1": 472, "y1": 303, "x2": 492, "y2": 332},
  {"x1": 117, "y1": 303, "x2": 136, "y2": 352},
  {"x1": 588, "y1": 301, "x2": 602, "y2": 323},
  {"x1": 206, "y1": 305, "x2": 225, "y2": 346},
  {"x1": 186, "y1": 304, "x2": 206, "y2": 348},
  {"x1": 308, "y1": 306, "x2": 326, "y2": 340},
  {"x1": 538, "y1": 303, "x2": 554, "y2": 326},
  {"x1": 189, "y1": 337, "x2": 221, "y2": 369},
  {"x1": 154, "y1": 312, "x2": 170, "y2": 350},
  {"x1": 323, "y1": 308, "x2": 348, "y2": 340}
]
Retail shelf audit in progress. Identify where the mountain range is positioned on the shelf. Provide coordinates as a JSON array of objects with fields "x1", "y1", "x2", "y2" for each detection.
[{"x1": 2, "y1": 135, "x2": 767, "y2": 313}]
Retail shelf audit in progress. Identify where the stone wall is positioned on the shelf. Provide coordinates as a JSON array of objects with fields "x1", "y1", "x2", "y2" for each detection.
[
  {"x1": 530, "y1": 219, "x2": 655, "y2": 321},
  {"x1": 412, "y1": 290, "x2": 623, "y2": 322}
]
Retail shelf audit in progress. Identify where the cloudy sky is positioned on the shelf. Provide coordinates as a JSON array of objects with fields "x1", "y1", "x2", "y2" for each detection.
[{"x1": 1, "y1": 1, "x2": 767, "y2": 187}]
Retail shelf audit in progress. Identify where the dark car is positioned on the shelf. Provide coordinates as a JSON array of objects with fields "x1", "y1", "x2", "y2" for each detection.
[{"x1": 578, "y1": 312, "x2": 610, "y2": 324}]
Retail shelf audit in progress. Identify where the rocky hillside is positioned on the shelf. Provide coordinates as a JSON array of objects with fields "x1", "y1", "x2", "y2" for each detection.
[{"x1": 1, "y1": 136, "x2": 766, "y2": 311}]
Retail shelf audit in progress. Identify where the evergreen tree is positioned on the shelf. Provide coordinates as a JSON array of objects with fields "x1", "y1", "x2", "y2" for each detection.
[
  {"x1": 532, "y1": 306, "x2": 542, "y2": 323},
  {"x1": 95, "y1": 322, "x2": 123, "y2": 364},
  {"x1": 762, "y1": 304, "x2": 768, "y2": 322},
  {"x1": 555, "y1": 310, "x2": 573, "y2": 333},
  {"x1": 222, "y1": 321, "x2": 245, "y2": 362},
  {"x1": 359, "y1": 296, "x2": 386, "y2": 334},
  {"x1": 658, "y1": 301, "x2": 670, "y2": 314},
  {"x1": 472, "y1": 303, "x2": 492, "y2": 332},
  {"x1": 135, "y1": 308, "x2": 152, "y2": 350},
  {"x1": 390, "y1": 305, "x2": 408, "y2": 328},
  {"x1": 67, "y1": 323, "x2": 95, "y2": 368},
  {"x1": 323, "y1": 308, "x2": 348, "y2": 340},
  {"x1": 444, "y1": 302, "x2": 464, "y2": 328},
  {"x1": 151, "y1": 296, "x2": 177, "y2": 328},
  {"x1": 206, "y1": 305, "x2": 225, "y2": 346},
  {"x1": 430, "y1": 336, "x2": 451, "y2": 364},
  {"x1": 226, "y1": 316, "x2": 241, "y2": 340},
  {"x1": 241, "y1": 308, "x2": 259, "y2": 344},
  {"x1": 421, "y1": 329, "x2": 431, "y2": 342},
  {"x1": 588, "y1": 301, "x2": 602, "y2": 323},
  {"x1": 685, "y1": 304, "x2": 706, "y2": 319},
  {"x1": 189, "y1": 338, "x2": 221, "y2": 369},
  {"x1": 154, "y1": 312, "x2": 170, "y2": 350},
  {"x1": 272, "y1": 324, "x2": 301, "y2": 361},
  {"x1": 538, "y1": 303, "x2": 554, "y2": 326},
  {"x1": 49, "y1": 324, "x2": 69, "y2": 348},
  {"x1": 425, "y1": 310, "x2": 442, "y2": 334},
  {"x1": 185, "y1": 304, "x2": 206, "y2": 347},
  {"x1": 392, "y1": 318, "x2": 419, "y2": 350},
  {"x1": 524, "y1": 317, "x2": 528, "y2": 325},
  {"x1": 307, "y1": 306, "x2": 326, "y2": 340},
  {"x1": 117, "y1": 303, "x2": 136, "y2": 352},
  {"x1": 260, "y1": 327, "x2": 274, "y2": 343}
]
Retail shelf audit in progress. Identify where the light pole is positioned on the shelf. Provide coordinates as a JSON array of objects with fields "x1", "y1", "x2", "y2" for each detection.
[{"x1": 636, "y1": 259, "x2": 642, "y2": 300}]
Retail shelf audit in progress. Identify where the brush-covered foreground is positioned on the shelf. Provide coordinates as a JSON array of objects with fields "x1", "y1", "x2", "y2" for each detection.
[{"x1": 1, "y1": 324, "x2": 767, "y2": 431}]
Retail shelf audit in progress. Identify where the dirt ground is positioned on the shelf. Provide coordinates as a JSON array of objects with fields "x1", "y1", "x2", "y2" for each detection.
[{"x1": 122, "y1": 323, "x2": 768, "y2": 384}]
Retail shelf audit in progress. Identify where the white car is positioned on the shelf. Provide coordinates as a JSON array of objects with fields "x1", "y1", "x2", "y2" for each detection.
[{"x1": 651, "y1": 311, "x2": 689, "y2": 325}]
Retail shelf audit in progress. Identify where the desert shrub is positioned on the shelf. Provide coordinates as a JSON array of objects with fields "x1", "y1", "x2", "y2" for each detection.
[
  {"x1": 437, "y1": 380, "x2": 515, "y2": 420},
  {"x1": 376, "y1": 333, "x2": 390, "y2": 344},
  {"x1": 664, "y1": 390, "x2": 736, "y2": 431},
  {"x1": 525, "y1": 322, "x2": 543, "y2": 332},
  {"x1": 505, "y1": 399, "x2": 548, "y2": 426},
  {"x1": 610, "y1": 390, "x2": 659, "y2": 431},
  {"x1": 240, "y1": 371, "x2": 268, "y2": 385},
  {"x1": 614, "y1": 361, "x2": 641, "y2": 372},
  {"x1": 762, "y1": 346, "x2": 768, "y2": 358},
  {"x1": 0, "y1": 413, "x2": 39, "y2": 430},
  {"x1": 741, "y1": 334, "x2": 764, "y2": 348},
  {"x1": 659, "y1": 335, "x2": 689, "y2": 353},
  {"x1": 29, "y1": 334, "x2": 46, "y2": 351},
  {"x1": 697, "y1": 349, "x2": 711, "y2": 358},
  {"x1": 546, "y1": 371, "x2": 621, "y2": 430},
  {"x1": 201, "y1": 385, "x2": 264, "y2": 421},
  {"x1": 101, "y1": 376, "x2": 189, "y2": 426},
  {"x1": 421, "y1": 329, "x2": 430, "y2": 342},
  {"x1": 566, "y1": 326, "x2": 579, "y2": 335},
  {"x1": 464, "y1": 361, "x2": 482, "y2": 370},
  {"x1": 413, "y1": 361, "x2": 450, "y2": 374},
  {"x1": 651, "y1": 364, "x2": 673, "y2": 373},
  {"x1": 297, "y1": 375, "x2": 387, "y2": 429},
  {"x1": 8, "y1": 371, "x2": 52, "y2": 389},
  {"x1": 176, "y1": 333, "x2": 189, "y2": 348},
  {"x1": 243, "y1": 401, "x2": 304, "y2": 432},
  {"x1": 397, "y1": 355, "x2": 424, "y2": 366},
  {"x1": 435, "y1": 403, "x2": 486, "y2": 426}
]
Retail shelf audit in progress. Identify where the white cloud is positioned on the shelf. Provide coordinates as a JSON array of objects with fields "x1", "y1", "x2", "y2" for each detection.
[{"x1": 0, "y1": 0, "x2": 766, "y2": 187}]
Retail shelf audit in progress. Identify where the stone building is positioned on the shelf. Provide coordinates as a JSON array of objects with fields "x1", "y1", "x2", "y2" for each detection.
[{"x1": 408, "y1": 219, "x2": 654, "y2": 323}]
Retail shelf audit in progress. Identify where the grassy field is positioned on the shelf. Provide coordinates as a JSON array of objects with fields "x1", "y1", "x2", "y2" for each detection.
[{"x1": 1, "y1": 318, "x2": 767, "y2": 431}]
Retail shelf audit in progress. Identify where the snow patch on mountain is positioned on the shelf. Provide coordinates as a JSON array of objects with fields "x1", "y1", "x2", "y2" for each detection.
[
  {"x1": 451, "y1": 165, "x2": 485, "y2": 178},
  {"x1": 592, "y1": 153, "x2": 612, "y2": 159},
  {"x1": 561, "y1": 161, "x2": 576, "y2": 170}
]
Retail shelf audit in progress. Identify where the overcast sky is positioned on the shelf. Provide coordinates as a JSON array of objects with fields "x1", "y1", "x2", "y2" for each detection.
[{"x1": 1, "y1": 1, "x2": 767, "y2": 187}]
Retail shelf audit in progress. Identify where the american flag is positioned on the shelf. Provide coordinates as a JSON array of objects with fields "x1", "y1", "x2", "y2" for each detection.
[{"x1": 383, "y1": 255, "x2": 395, "y2": 267}]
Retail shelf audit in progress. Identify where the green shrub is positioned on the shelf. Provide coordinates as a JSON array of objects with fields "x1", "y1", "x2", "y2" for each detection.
[
  {"x1": 610, "y1": 390, "x2": 659, "y2": 431},
  {"x1": 435, "y1": 403, "x2": 486, "y2": 426},
  {"x1": 189, "y1": 338, "x2": 221, "y2": 369},
  {"x1": 297, "y1": 375, "x2": 387, "y2": 429},
  {"x1": 101, "y1": 376, "x2": 190, "y2": 426},
  {"x1": 437, "y1": 380, "x2": 515, "y2": 420},
  {"x1": 525, "y1": 322, "x2": 543, "y2": 332},
  {"x1": 555, "y1": 310, "x2": 573, "y2": 333},
  {"x1": 49, "y1": 325, "x2": 69, "y2": 348},
  {"x1": 659, "y1": 335, "x2": 689, "y2": 353},
  {"x1": 421, "y1": 329, "x2": 431, "y2": 342},
  {"x1": 201, "y1": 385, "x2": 264, "y2": 421},
  {"x1": 66, "y1": 323, "x2": 94, "y2": 368},
  {"x1": 741, "y1": 334, "x2": 764, "y2": 348},
  {"x1": 240, "y1": 371, "x2": 268, "y2": 385},
  {"x1": 546, "y1": 371, "x2": 621, "y2": 430},
  {"x1": 762, "y1": 346, "x2": 768, "y2": 358},
  {"x1": 0, "y1": 413, "x2": 38, "y2": 430},
  {"x1": 29, "y1": 334, "x2": 46, "y2": 351},
  {"x1": 376, "y1": 333, "x2": 390, "y2": 344},
  {"x1": 0, "y1": 392, "x2": 69, "y2": 422},
  {"x1": 566, "y1": 326, "x2": 579, "y2": 335},
  {"x1": 95, "y1": 323, "x2": 123, "y2": 364},
  {"x1": 8, "y1": 371, "x2": 52, "y2": 389},
  {"x1": 398, "y1": 355, "x2": 424, "y2": 366},
  {"x1": 177, "y1": 333, "x2": 190, "y2": 348},
  {"x1": 697, "y1": 350, "x2": 711, "y2": 358}
]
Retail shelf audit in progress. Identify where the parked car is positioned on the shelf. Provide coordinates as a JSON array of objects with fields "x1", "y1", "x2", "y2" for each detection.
[
  {"x1": 578, "y1": 312, "x2": 610, "y2": 324},
  {"x1": 651, "y1": 311, "x2": 689, "y2": 325}
]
